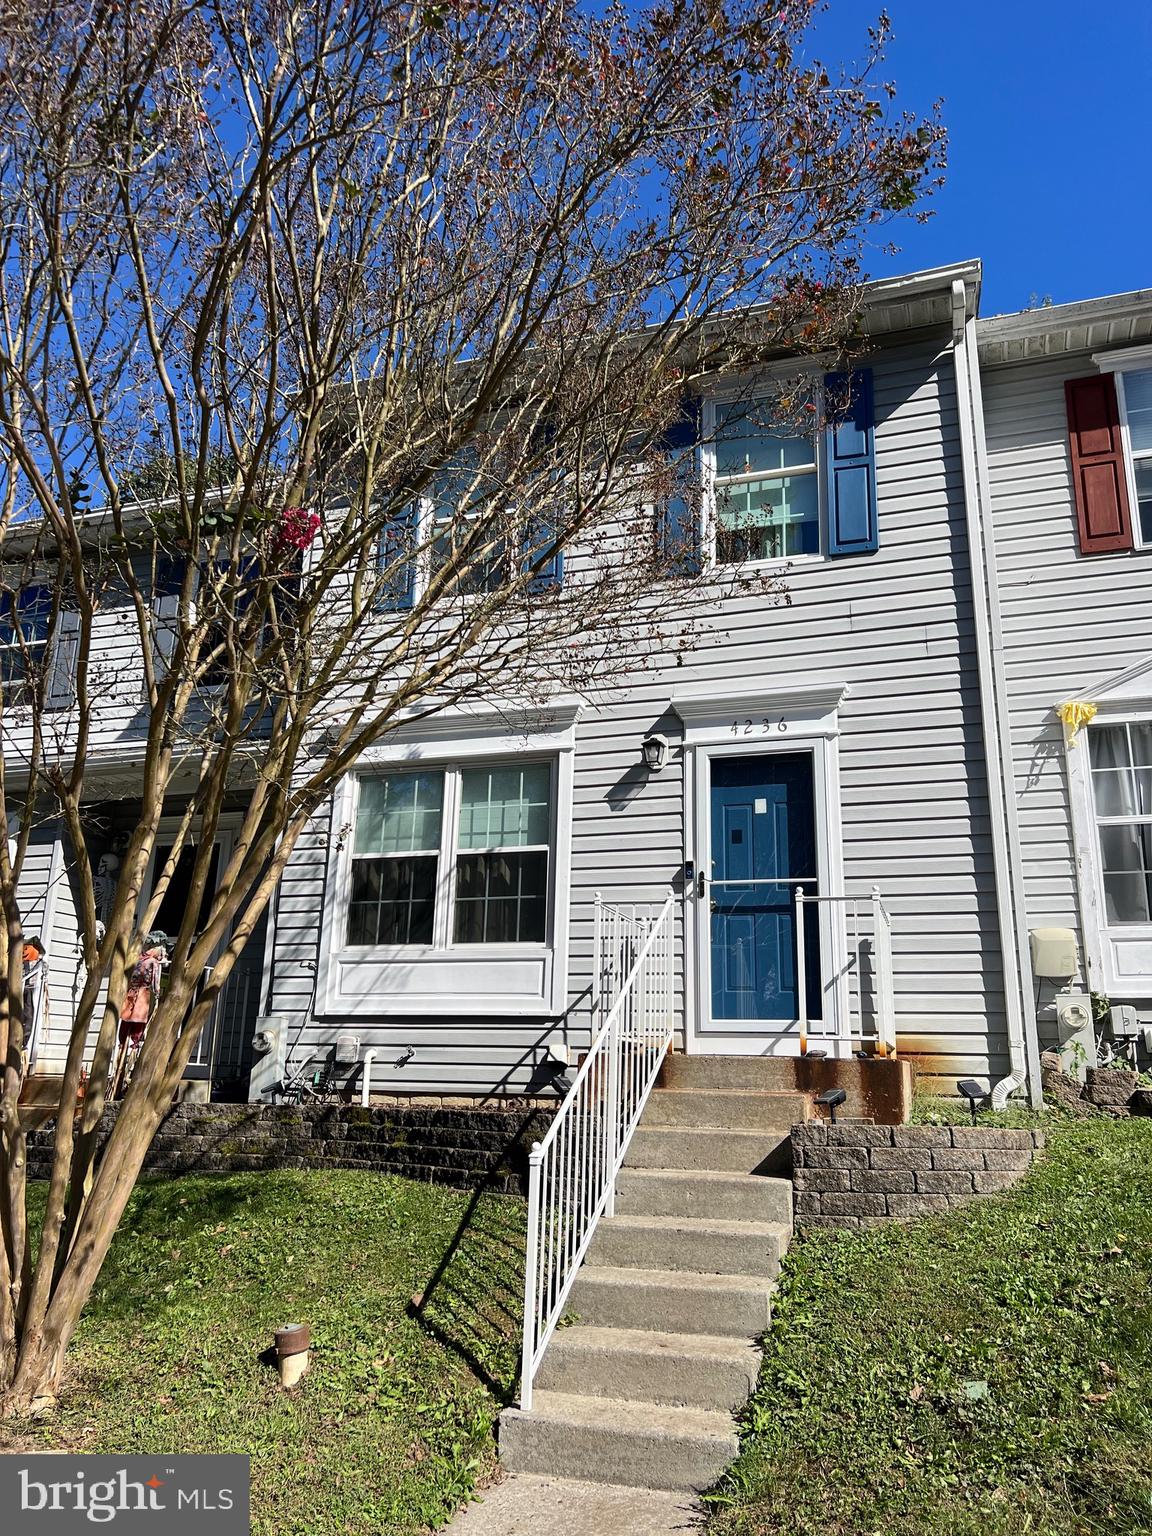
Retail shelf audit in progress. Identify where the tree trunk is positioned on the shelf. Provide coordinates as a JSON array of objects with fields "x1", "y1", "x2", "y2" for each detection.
[{"x1": 0, "y1": 1087, "x2": 169, "y2": 1417}]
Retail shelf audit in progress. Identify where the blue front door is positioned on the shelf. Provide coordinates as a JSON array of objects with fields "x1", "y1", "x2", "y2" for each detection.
[{"x1": 709, "y1": 754, "x2": 821, "y2": 1022}]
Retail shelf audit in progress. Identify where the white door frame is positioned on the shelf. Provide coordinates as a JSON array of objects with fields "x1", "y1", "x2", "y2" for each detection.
[
  {"x1": 1062, "y1": 683, "x2": 1152, "y2": 996},
  {"x1": 673, "y1": 683, "x2": 850, "y2": 1056}
]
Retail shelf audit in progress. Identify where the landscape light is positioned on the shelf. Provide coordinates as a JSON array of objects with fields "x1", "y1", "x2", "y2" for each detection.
[
  {"x1": 815, "y1": 1087, "x2": 847, "y2": 1124},
  {"x1": 957, "y1": 1079, "x2": 985, "y2": 1125}
]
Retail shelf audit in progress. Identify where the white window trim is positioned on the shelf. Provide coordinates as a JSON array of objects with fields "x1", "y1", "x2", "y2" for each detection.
[
  {"x1": 703, "y1": 384, "x2": 828, "y2": 575},
  {"x1": 316, "y1": 703, "x2": 579, "y2": 1017},
  {"x1": 673, "y1": 682, "x2": 850, "y2": 1055},
  {"x1": 1063, "y1": 685, "x2": 1152, "y2": 996},
  {"x1": 1091, "y1": 347, "x2": 1152, "y2": 551}
]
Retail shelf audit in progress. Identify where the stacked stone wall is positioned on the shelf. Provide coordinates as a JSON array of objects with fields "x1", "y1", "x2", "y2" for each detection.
[
  {"x1": 28, "y1": 1100, "x2": 555, "y2": 1195},
  {"x1": 792, "y1": 1122, "x2": 1044, "y2": 1230}
]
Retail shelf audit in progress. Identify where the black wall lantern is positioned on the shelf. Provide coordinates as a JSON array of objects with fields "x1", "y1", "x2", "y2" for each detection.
[{"x1": 640, "y1": 733, "x2": 668, "y2": 772}]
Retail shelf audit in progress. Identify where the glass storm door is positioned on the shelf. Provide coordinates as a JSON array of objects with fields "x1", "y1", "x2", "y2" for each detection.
[{"x1": 708, "y1": 753, "x2": 820, "y2": 1022}]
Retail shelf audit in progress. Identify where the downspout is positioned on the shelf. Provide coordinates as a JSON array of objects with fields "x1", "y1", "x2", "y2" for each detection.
[
  {"x1": 965, "y1": 305, "x2": 1045, "y2": 1108},
  {"x1": 950, "y1": 279, "x2": 1040, "y2": 1108}
]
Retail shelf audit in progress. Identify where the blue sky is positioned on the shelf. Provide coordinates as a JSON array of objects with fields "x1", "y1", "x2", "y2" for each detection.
[{"x1": 810, "y1": 1, "x2": 1152, "y2": 316}]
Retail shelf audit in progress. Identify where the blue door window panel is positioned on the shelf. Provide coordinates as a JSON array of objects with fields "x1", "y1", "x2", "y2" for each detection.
[
  {"x1": 824, "y1": 369, "x2": 879, "y2": 556},
  {"x1": 709, "y1": 753, "x2": 821, "y2": 1022}
]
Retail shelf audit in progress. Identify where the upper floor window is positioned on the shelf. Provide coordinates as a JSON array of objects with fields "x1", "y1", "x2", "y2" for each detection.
[
  {"x1": 0, "y1": 585, "x2": 50, "y2": 706},
  {"x1": 347, "y1": 759, "x2": 553, "y2": 948},
  {"x1": 1117, "y1": 368, "x2": 1152, "y2": 545},
  {"x1": 1089, "y1": 721, "x2": 1152, "y2": 924},
  {"x1": 427, "y1": 463, "x2": 508, "y2": 596},
  {"x1": 653, "y1": 371, "x2": 877, "y2": 574},
  {"x1": 713, "y1": 400, "x2": 819, "y2": 564},
  {"x1": 1071, "y1": 355, "x2": 1152, "y2": 555}
]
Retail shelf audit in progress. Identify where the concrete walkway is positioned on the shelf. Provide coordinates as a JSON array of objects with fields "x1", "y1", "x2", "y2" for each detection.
[{"x1": 448, "y1": 1474, "x2": 704, "y2": 1535}]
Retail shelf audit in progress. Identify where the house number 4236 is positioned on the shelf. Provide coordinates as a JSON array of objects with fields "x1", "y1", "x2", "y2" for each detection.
[{"x1": 731, "y1": 718, "x2": 787, "y2": 735}]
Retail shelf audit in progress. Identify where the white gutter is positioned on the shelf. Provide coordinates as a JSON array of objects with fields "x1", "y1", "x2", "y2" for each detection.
[{"x1": 950, "y1": 279, "x2": 1042, "y2": 1108}]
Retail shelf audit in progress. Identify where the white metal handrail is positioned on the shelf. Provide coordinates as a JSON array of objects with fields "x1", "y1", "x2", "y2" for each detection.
[
  {"x1": 592, "y1": 894, "x2": 658, "y2": 1023},
  {"x1": 520, "y1": 889, "x2": 675, "y2": 1412},
  {"x1": 795, "y1": 884, "x2": 897, "y2": 1057}
]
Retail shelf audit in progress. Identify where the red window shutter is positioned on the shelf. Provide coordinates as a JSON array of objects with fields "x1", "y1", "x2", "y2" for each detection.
[{"x1": 1065, "y1": 374, "x2": 1134, "y2": 554}]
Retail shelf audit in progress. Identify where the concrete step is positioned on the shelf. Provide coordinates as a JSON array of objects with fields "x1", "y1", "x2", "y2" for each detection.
[
  {"x1": 615, "y1": 1167, "x2": 793, "y2": 1225},
  {"x1": 626, "y1": 1124, "x2": 792, "y2": 1175},
  {"x1": 659, "y1": 1054, "x2": 805, "y2": 1093},
  {"x1": 588, "y1": 1209, "x2": 787, "y2": 1278},
  {"x1": 569, "y1": 1263, "x2": 775, "y2": 1338},
  {"x1": 499, "y1": 1390, "x2": 738, "y2": 1491},
  {"x1": 643, "y1": 1088, "x2": 810, "y2": 1131},
  {"x1": 537, "y1": 1324, "x2": 760, "y2": 1411}
]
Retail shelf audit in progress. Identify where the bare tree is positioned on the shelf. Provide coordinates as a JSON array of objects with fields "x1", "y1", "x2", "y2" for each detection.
[{"x1": 0, "y1": 0, "x2": 942, "y2": 1413}]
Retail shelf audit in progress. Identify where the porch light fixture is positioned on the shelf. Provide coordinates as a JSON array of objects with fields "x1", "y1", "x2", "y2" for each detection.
[
  {"x1": 640, "y1": 733, "x2": 668, "y2": 772},
  {"x1": 957, "y1": 1079, "x2": 985, "y2": 1125},
  {"x1": 815, "y1": 1087, "x2": 847, "y2": 1125}
]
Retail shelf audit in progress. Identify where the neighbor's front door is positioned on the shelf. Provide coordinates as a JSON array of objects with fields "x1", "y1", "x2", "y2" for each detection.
[
  {"x1": 145, "y1": 838, "x2": 223, "y2": 1079},
  {"x1": 707, "y1": 753, "x2": 820, "y2": 1026}
]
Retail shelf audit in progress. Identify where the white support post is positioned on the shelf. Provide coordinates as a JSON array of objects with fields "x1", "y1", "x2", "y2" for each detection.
[
  {"x1": 795, "y1": 886, "x2": 807, "y2": 1056},
  {"x1": 604, "y1": 1002, "x2": 619, "y2": 1217},
  {"x1": 871, "y1": 885, "x2": 893, "y2": 1058},
  {"x1": 520, "y1": 1143, "x2": 544, "y2": 1412},
  {"x1": 592, "y1": 890, "x2": 603, "y2": 1025}
]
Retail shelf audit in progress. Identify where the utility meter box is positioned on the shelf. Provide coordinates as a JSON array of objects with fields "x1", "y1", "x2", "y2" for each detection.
[
  {"x1": 1030, "y1": 927, "x2": 1078, "y2": 981},
  {"x1": 1054, "y1": 991, "x2": 1096, "y2": 1080},
  {"x1": 334, "y1": 1032, "x2": 361, "y2": 1066},
  {"x1": 1110, "y1": 1004, "x2": 1139, "y2": 1038},
  {"x1": 249, "y1": 1017, "x2": 289, "y2": 1101}
]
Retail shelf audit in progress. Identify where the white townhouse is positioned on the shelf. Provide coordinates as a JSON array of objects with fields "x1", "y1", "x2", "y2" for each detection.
[
  {"x1": 16, "y1": 261, "x2": 1152, "y2": 1109},
  {"x1": 980, "y1": 287, "x2": 1152, "y2": 1057}
]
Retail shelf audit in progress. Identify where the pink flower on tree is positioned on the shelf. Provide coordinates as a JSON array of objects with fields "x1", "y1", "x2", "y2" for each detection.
[{"x1": 274, "y1": 506, "x2": 322, "y2": 552}]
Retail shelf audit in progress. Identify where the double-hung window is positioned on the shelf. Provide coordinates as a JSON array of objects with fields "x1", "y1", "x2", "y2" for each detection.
[
  {"x1": 348, "y1": 770, "x2": 443, "y2": 944},
  {"x1": 1116, "y1": 368, "x2": 1152, "y2": 546},
  {"x1": 347, "y1": 760, "x2": 553, "y2": 948},
  {"x1": 1089, "y1": 721, "x2": 1152, "y2": 923},
  {"x1": 428, "y1": 457, "x2": 508, "y2": 596},
  {"x1": 712, "y1": 398, "x2": 820, "y2": 565},
  {"x1": 0, "y1": 585, "x2": 51, "y2": 706}
]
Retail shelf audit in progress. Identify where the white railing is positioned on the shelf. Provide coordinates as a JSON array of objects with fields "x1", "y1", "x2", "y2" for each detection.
[
  {"x1": 520, "y1": 889, "x2": 675, "y2": 1412},
  {"x1": 592, "y1": 894, "x2": 657, "y2": 1024},
  {"x1": 795, "y1": 884, "x2": 897, "y2": 1057}
]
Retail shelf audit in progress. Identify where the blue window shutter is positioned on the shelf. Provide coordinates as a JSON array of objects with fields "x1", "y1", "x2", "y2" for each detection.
[
  {"x1": 378, "y1": 504, "x2": 417, "y2": 611},
  {"x1": 657, "y1": 396, "x2": 703, "y2": 576},
  {"x1": 523, "y1": 512, "x2": 564, "y2": 593},
  {"x1": 824, "y1": 369, "x2": 878, "y2": 556}
]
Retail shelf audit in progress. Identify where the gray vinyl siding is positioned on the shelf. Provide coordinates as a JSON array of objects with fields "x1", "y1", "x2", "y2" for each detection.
[
  {"x1": 267, "y1": 330, "x2": 1012, "y2": 1095},
  {"x1": 983, "y1": 350, "x2": 1152, "y2": 1032},
  {"x1": 13, "y1": 824, "x2": 103, "y2": 1074}
]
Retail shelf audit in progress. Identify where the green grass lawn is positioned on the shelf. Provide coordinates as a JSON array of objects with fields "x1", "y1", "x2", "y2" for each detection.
[
  {"x1": 4, "y1": 1170, "x2": 526, "y2": 1536},
  {"x1": 706, "y1": 1116, "x2": 1152, "y2": 1536}
]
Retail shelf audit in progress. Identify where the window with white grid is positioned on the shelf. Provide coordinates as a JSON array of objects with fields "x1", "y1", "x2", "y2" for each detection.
[
  {"x1": 1089, "y1": 722, "x2": 1152, "y2": 924},
  {"x1": 347, "y1": 760, "x2": 553, "y2": 947}
]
